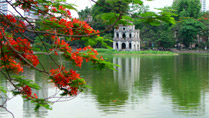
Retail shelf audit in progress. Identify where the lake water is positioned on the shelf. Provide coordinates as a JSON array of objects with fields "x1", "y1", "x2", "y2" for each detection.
[{"x1": 1, "y1": 54, "x2": 209, "y2": 118}]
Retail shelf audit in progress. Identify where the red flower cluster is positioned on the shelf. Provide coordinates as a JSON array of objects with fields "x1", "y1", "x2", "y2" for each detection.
[
  {"x1": 52, "y1": 7, "x2": 57, "y2": 12},
  {"x1": 0, "y1": 56, "x2": 23, "y2": 73},
  {"x1": 47, "y1": 17, "x2": 99, "y2": 40},
  {"x1": 21, "y1": 85, "x2": 38, "y2": 98},
  {"x1": 51, "y1": 37, "x2": 83, "y2": 67},
  {"x1": 3, "y1": 37, "x2": 39, "y2": 66},
  {"x1": 5, "y1": 14, "x2": 16, "y2": 23},
  {"x1": 22, "y1": 85, "x2": 32, "y2": 96},
  {"x1": 71, "y1": 18, "x2": 100, "y2": 38},
  {"x1": 0, "y1": 27, "x2": 5, "y2": 39},
  {"x1": 0, "y1": 0, "x2": 108, "y2": 100},
  {"x1": 0, "y1": 14, "x2": 25, "y2": 34},
  {"x1": 51, "y1": 37, "x2": 103, "y2": 68},
  {"x1": 39, "y1": 5, "x2": 99, "y2": 41},
  {"x1": 70, "y1": 45, "x2": 103, "y2": 66},
  {"x1": 0, "y1": 37, "x2": 39, "y2": 73},
  {"x1": 50, "y1": 67, "x2": 85, "y2": 96},
  {"x1": 71, "y1": 52, "x2": 83, "y2": 67}
]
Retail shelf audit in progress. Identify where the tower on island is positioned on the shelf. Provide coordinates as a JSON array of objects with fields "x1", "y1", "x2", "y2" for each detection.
[{"x1": 113, "y1": 24, "x2": 140, "y2": 51}]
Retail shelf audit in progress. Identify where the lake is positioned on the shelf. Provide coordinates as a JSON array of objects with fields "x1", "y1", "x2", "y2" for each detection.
[{"x1": 0, "y1": 54, "x2": 209, "y2": 118}]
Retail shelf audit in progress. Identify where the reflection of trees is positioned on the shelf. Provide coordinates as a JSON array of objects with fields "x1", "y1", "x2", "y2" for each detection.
[
  {"x1": 82, "y1": 56, "x2": 141, "y2": 113},
  {"x1": 90, "y1": 66, "x2": 129, "y2": 113},
  {"x1": 1, "y1": 54, "x2": 209, "y2": 117},
  {"x1": 134, "y1": 57, "x2": 160, "y2": 98},
  {"x1": 160, "y1": 54, "x2": 209, "y2": 115}
]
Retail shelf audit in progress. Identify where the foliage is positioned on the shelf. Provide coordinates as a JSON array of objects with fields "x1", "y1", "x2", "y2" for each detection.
[
  {"x1": 129, "y1": 4, "x2": 150, "y2": 18},
  {"x1": 172, "y1": 0, "x2": 201, "y2": 19},
  {"x1": 78, "y1": 7, "x2": 92, "y2": 21},
  {"x1": 77, "y1": 0, "x2": 209, "y2": 51},
  {"x1": 0, "y1": 0, "x2": 178, "y2": 117},
  {"x1": 157, "y1": 27, "x2": 175, "y2": 48},
  {"x1": 136, "y1": 22, "x2": 175, "y2": 49},
  {"x1": 95, "y1": 48, "x2": 176, "y2": 55},
  {"x1": 33, "y1": 37, "x2": 52, "y2": 51},
  {"x1": 136, "y1": 0, "x2": 208, "y2": 50},
  {"x1": 198, "y1": 12, "x2": 209, "y2": 47},
  {"x1": 0, "y1": 0, "x2": 122, "y2": 116},
  {"x1": 78, "y1": 1, "x2": 177, "y2": 50},
  {"x1": 136, "y1": 8, "x2": 176, "y2": 26},
  {"x1": 174, "y1": 18, "x2": 205, "y2": 48},
  {"x1": 0, "y1": 0, "x2": 199, "y2": 116}
]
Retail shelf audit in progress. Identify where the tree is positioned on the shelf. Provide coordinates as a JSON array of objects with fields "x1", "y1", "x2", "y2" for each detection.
[
  {"x1": 157, "y1": 29, "x2": 175, "y2": 49},
  {"x1": 0, "y1": 0, "x2": 155, "y2": 117},
  {"x1": 79, "y1": 1, "x2": 176, "y2": 49},
  {"x1": 0, "y1": 0, "x2": 124, "y2": 117},
  {"x1": 156, "y1": 23, "x2": 175, "y2": 49},
  {"x1": 198, "y1": 12, "x2": 209, "y2": 48},
  {"x1": 174, "y1": 18, "x2": 205, "y2": 48},
  {"x1": 137, "y1": 23, "x2": 175, "y2": 49},
  {"x1": 0, "y1": 0, "x2": 176, "y2": 117},
  {"x1": 134, "y1": 7, "x2": 176, "y2": 49},
  {"x1": 172, "y1": 0, "x2": 201, "y2": 19},
  {"x1": 78, "y1": 7, "x2": 92, "y2": 21}
]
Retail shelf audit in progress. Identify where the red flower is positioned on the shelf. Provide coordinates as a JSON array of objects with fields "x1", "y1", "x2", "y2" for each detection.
[
  {"x1": 22, "y1": 85, "x2": 32, "y2": 97},
  {"x1": 52, "y1": 7, "x2": 57, "y2": 12}
]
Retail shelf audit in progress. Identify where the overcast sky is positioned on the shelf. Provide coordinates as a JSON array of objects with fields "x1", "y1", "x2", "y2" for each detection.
[
  {"x1": 143, "y1": 0, "x2": 174, "y2": 11},
  {"x1": 68, "y1": 0, "x2": 174, "y2": 17}
]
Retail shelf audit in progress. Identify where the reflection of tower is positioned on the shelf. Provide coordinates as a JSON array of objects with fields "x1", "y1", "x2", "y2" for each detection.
[
  {"x1": 113, "y1": 24, "x2": 140, "y2": 51},
  {"x1": 0, "y1": 78, "x2": 7, "y2": 106},
  {"x1": 113, "y1": 57, "x2": 140, "y2": 90},
  {"x1": 22, "y1": 68, "x2": 48, "y2": 118},
  {"x1": 0, "y1": 75, "x2": 7, "y2": 117}
]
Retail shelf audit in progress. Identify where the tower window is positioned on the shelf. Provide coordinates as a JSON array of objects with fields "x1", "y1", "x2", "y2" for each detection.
[
  {"x1": 122, "y1": 43, "x2": 126, "y2": 49},
  {"x1": 122, "y1": 33, "x2": 126, "y2": 39}
]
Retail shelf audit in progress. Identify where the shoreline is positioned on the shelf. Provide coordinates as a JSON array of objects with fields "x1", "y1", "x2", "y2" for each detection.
[
  {"x1": 34, "y1": 49, "x2": 209, "y2": 56},
  {"x1": 95, "y1": 49, "x2": 177, "y2": 55},
  {"x1": 170, "y1": 49, "x2": 209, "y2": 54}
]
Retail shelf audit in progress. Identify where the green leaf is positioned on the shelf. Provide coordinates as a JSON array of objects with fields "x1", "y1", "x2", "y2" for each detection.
[
  {"x1": 40, "y1": 103, "x2": 52, "y2": 110},
  {"x1": 138, "y1": 10, "x2": 176, "y2": 26},
  {"x1": 0, "y1": 86, "x2": 7, "y2": 94},
  {"x1": 12, "y1": 75, "x2": 41, "y2": 90},
  {"x1": 132, "y1": 0, "x2": 143, "y2": 5},
  {"x1": 101, "y1": 12, "x2": 118, "y2": 25},
  {"x1": 33, "y1": 98, "x2": 52, "y2": 111},
  {"x1": 12, "y1": 90, "x2": 21, "y2": 96},
  {"x1": 35, "y1": 104, "x2": 40, "y2": 112}
]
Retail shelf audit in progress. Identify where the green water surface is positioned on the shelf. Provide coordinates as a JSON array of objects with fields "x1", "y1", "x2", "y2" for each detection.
[{"x1": 0, "y1": 54, "x2": 209, "y2": 118}]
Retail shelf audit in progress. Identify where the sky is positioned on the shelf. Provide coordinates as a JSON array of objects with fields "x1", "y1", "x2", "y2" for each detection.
[
  {"x1": 143, "y1": 0, "x2": 174, "y2": 11},
  {"x1": 68, "y1": 0, "x2": 174, "y2": 17}
]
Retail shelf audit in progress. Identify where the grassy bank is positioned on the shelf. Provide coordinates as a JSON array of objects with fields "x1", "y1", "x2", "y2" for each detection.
[{"x1": 95, "y1": 48, "x2": 177, "y2": 55}]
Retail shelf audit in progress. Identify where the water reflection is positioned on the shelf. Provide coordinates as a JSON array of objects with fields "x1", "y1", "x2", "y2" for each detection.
[
  {"x1": 0, "y1": 54, "x2": 209, "y2": 118},
  {"x1": 113, "y1": 57, "x2": 140, "y2": 90},
  {"x1": 22, "y1": 68, "x2": 48, "y2": 118},
  {"x1": 86, "y1": 55, "x2": 209, "y2": 117},
  {"x1": 0, "y1": 75, "x2": 7, "y2": 118},
  {"x1": 86, "y1": 56, "x2": 141, "y2": 114},
  {"x1": 159, "y1": 54, "x2": 209, "y2": 116}
]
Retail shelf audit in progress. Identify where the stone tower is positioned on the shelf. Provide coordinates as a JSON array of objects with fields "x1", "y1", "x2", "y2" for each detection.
[{"x1": 113, "y1": 24, "x2": 140, "y2": 51}]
